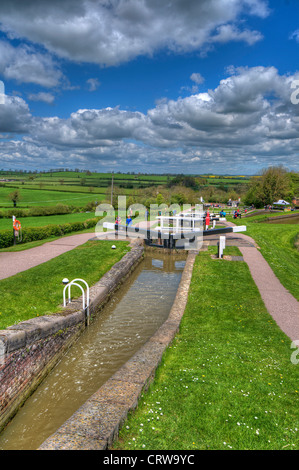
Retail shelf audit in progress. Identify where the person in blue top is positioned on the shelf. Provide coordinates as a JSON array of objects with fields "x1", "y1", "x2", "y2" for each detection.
[{"x1": 126, "y1": 216, "x2": 132, "y2": 226}]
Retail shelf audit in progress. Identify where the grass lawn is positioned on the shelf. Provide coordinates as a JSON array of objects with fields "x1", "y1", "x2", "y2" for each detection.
[
  {"x1": 113, "y1": 246, "x2": 299, "y2": 451},
  {"x1": 0, "y1": 240, "x2": 130, "y2": 329}
]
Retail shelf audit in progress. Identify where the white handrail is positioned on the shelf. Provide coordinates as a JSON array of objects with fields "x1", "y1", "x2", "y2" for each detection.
[
  {"x1": 66, "y1": 278, "x2": 89, "y2": 308},
  {"x1": 63, "y1": 278, "x2": 90, "y2": 324}
]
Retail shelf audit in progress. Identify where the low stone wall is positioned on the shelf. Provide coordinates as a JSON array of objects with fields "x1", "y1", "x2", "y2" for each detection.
[
  {"x1": 0, "y1": 242, "x2": 144, "y2": 433},
  {"x1": 263, "y1": 213, "x2": 299, "y2": 222},
  {"x1": 38, "y1": 249, "x2": 198, "y2": 450}
]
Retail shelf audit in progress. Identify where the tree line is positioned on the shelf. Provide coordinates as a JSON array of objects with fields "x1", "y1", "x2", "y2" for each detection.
[{"x1": 243, "y1": 166, "x2": 298, "y2": 208}]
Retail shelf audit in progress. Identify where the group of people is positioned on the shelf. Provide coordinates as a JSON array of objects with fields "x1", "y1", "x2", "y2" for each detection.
[
  {"x1": 115, "y1": 206, "x2": 134, "y2": 227},
  {"x1": 116, "y1": 207, "x2": 152, "y2": 226},
  {"x1": 233, "y1": 209, "x2": 242, "y2": 219},
  {"x1": 115, "y1": 215, "x2": 133, "y2": 226}
]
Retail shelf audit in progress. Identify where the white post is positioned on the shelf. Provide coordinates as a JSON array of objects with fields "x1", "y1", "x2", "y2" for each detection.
[
  {"x1": 12, "y1": 215, "x2": 16, "y2": 245},
  {"x1": 219, "y1": 236, "x2": 226, "y2": 258}
]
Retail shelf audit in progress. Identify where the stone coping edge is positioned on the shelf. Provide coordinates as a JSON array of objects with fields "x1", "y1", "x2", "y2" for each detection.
[
  {"x1": 38, "y1": 250, "x2": 198, "y2": 450},
  {"x1": 0, "y1": 242, "x2": 144, "y2": 357}
]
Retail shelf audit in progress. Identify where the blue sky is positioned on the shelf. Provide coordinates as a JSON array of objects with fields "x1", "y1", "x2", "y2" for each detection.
[{"x1": 0, "y1": 0, "x2": 298, "y2": 175}]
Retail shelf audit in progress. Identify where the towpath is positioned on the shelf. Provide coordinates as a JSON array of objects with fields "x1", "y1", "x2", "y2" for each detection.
[
  {"x1": 206, "y1": 220, "x2": 299, "y2": 342},
  {"x1": 0, "y1": 232, "x2": 97, "y2": 280}
]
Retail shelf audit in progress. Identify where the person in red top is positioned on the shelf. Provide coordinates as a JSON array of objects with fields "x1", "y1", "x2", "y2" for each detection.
[{"x1": 205, "y1": 211, "x2": 210, "y2": 230}]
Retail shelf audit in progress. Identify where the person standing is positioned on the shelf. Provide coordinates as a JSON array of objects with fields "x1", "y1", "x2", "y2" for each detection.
[{"x1": 205, "y1": 211, "x2": 210, "y2": 230}]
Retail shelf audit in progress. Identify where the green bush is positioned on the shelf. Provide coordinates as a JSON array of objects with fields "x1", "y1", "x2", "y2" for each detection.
[
  {"x1": 0, "y1": 230, "x2": 14, "y2": 248},
  {"x1": 0, "y1": 217, "x2": 100, "y2": 248},
  {"x1": 0, "y1": 203, "x2": 80, "y2": 219}
]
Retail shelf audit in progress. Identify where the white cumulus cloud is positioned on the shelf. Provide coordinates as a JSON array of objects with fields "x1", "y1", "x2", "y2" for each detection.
[
  {"x1": 0, "y1": 40, "x2": 63, "y2": 87},
  {"x1": 1, "y1": 66, "x2": 298, "y2": 174},
  {"x1": 0, "y1": 0, "x2": 269, "y2": 66}
]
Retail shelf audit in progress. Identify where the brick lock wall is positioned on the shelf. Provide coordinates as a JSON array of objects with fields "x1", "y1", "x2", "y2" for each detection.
[{"x1": 0, "y1": 320, "x2": 84, "y2": 432}]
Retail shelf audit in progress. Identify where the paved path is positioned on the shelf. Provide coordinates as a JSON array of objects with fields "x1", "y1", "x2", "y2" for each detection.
[
  {"x1": 203, "y1": 232, "x2": 256, "y2": 248},
  {"x1": 0, "y1": 233, "x2": 97, "y2": 280},
  {"x1": 219, "y1": 220, "x2": 299, "y2": 342}
]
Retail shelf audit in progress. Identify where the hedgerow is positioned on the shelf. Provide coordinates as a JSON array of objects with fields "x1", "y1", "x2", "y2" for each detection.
[
  {"x1": 0, "y1": 217, "x2": 100, "y2": 248},
  {"x1": 0, "y1": 201, "x2": 97, "y2": 218}
]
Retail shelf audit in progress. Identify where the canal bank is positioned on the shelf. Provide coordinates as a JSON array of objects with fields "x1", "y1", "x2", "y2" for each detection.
[
  {"x1": 37, "y1": 249, "x2": 196, "y2": 450},
  {"x1": 261, "y1": 213, "x2": 299, "y2": 224}
]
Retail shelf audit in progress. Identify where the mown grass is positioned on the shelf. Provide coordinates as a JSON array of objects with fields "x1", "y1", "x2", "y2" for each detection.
[
  {"x1": 0, "y1": 240, "x2": 130, "y2": 329},
  {"x1": 113, "y1": 247, "x2": 299, "y2": 451}
]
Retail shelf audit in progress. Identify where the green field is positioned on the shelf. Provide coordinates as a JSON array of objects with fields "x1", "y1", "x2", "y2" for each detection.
[
  {"x1": 0, "y1": 171, "x2": 171, "y2": 191},
  {"x1": 0, "y1": 170, "x2": 251, "y2": 191},
  {"x1": 0, "y1": 170, "x2": 255, "y2": 216},
  {"x1": 0, "y1": 171, "x2": 171, "y2": 210},
  {"x1": 0, "y1": 186, "x2": 106, "y2": 208}
]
